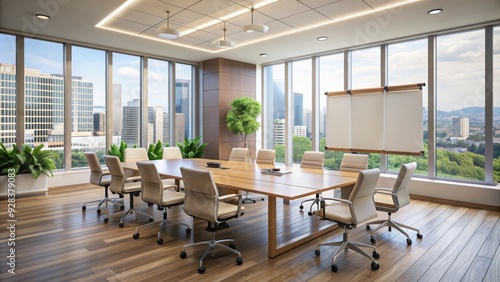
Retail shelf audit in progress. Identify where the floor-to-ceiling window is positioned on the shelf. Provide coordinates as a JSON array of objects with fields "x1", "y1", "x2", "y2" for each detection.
[
  {"x1": 318, "y1": 53, "x2": 344, "y2": 170},
  {"x1": 112, "y1": 53, "x2": 141, "y2": 147},
  {"x1": 25, "y1": 38, "x2": 64, "y2": 169},
  {"x1": 436, "y1": 29, "x2": 486, "y2": 181},
  {"x1": 175, "y1": 63, "x2": 194, "y2": 144},
  {"x1": 264, "y1": 64, "x2": 285, "y2": 163},
  {"x1": 291, "y1": 59, "x2": 312, "y2": 165},
  {"x1": 71, "y1": 46, "x2": 106, "y2": 167},
  {"x1": 147, "y1": 58, "x2": 170, "y2": 146},
  {"x1": 351, "y1": 46, "x2": 381, "y2": 169},
  {"x1": 387, "y1": 39, "x2": 428, "y2": 174},
  {"x1": 493, "y1": 26, "x2": 500, "y2": 182},
  {"x1": 0, "y1": 34, "x2": 16, "y2": 148}
]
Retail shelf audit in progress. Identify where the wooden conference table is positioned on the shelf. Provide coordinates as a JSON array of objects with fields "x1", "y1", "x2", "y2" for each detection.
[{"x1": 123, "y1": 158, "x2": 358, "y2": 258}]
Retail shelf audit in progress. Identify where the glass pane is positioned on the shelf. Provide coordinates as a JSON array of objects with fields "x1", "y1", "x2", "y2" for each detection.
[
  {"x1": 25, "y1": 38, "x2": 64, "y2": 169},
  {"x1": 264, "y1": 64, "x2": 285, "y2": 164},
  {"x1": 387, "y1": 38, "x2": 428, "y2": 175},
  {"x1": 71, "y1": 46, "x2": 106, "y2": 167},
  {"x1": 494, "y1": 26, "x2": 500, "y2": 183},
  {"x1": 437, "y1": 30, "x2": 485, "y2": 181},
  {"x1": 113, "y1": 52, "x2": 141, "y2": 147},
  {"x1": 175, "y1": 63, "x2": 193, "y2": 144},
  {"x1": 318, "y1": 53, "x2": 344, "y2": 170},
  {"x1": 0, "y1": 34, "x2": 16, "y2": 148},
  {"x1": 291, "y1": 59, "x2": 312, "y2": 165},
  {"x1": 148, "y1": 58, "x2": 170, "y2": 146},
  {"x1": 351, "y1": 46, "x2": 381, "y2": 169}
]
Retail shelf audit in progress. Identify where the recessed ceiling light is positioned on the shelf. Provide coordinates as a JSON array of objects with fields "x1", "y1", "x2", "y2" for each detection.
[
  {"x1": 260, "y1": 53, "x2": 268, "y2": 57},
  {"x1": 35, "y1": 14, "x2": 50, "y2": 20},
  {"x1": 317, "y1": 36, "x2": 327, "y2": 41},
  {"x1": 428, "y1": 9, "x2": 443, "y2": 15}
]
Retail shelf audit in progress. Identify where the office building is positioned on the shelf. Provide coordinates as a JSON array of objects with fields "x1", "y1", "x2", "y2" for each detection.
[
  {"x1": 293, "y1": 125, "x2": 307, "y2": 137},
  {"x1": 93, "y1": 112, "x2": 105, "y2": 136},
  {"x1": 452, "y1": 117, "x2": 470, "y2": 139},
  {"x1": 273, "y1": 119, "x2": 285, "y2": 145}
]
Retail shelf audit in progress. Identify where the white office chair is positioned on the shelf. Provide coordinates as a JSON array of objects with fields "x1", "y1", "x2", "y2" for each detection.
[
  {"x1": 132, "y1": 161, "x2": 191, "y2": 244},
  {"x1": 366, "y1": 162, "x2": 423, "y2": 245},
  {"x1": 315, "y1": 168, "x2": 381, "y2": 272},
  {"x1": 228, "y1": 148, "x2": 249, "y2": 162},
  {"x1": 162, "y1": 147, "x2": 183, "y2": 160},
  {"x1": 179, "y1": 167, "x2": 245, "y2": 274},
  {"x1": 124, "y1": 148, "x2": 148, "y2": 177},
  {"x1": 338, "y1": 153, "x2": 369, "y2": 199},
  {"x1": 298, "y1": 151, "x2": 325, "y2": 215}
]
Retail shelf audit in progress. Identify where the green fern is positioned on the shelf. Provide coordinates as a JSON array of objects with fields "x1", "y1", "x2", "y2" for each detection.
[{"x1": 177, "y1": 136, "x2": 207, "y2": 158}]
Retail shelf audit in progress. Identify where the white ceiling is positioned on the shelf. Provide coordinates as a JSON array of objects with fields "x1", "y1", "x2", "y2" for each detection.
[{"x1": 0, "y1": 0, "x2": 499, "y2": 65}]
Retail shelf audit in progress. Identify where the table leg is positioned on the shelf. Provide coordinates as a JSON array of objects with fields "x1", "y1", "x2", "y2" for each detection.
[{"x1": 268, "y1": 196, "x2": 277, "y2": 258}]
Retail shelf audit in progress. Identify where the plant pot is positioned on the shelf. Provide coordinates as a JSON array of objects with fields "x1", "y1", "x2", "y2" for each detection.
[{"x1": 0, "y1": 174, "x2": 48, "y2": 198}]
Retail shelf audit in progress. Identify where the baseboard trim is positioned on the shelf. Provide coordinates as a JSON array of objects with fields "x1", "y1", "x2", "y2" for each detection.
[
  {"x1": 410, "y1": 194, "x2": 500, "y2": 212},
  {"x1": 0, "y1": 190, "x2": 47, "y2": 200}
]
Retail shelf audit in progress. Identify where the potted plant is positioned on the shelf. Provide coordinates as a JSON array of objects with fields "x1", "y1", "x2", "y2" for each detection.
[
  {"x1": 177, "y1": 136, "x2": 207, "y2": 158},
  {"x1": 0, "y1": 143, "x2": 58, "y2": 197},
  {"x1": 226, "y1": 97, "x2": 261, "y2": 148}
]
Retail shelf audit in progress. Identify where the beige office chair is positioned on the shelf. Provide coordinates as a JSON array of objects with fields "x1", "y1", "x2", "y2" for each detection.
[
  {"x1": 245, "y1": 149, "x2": 276, "y2": 203},
  {"x1": 315, "y1": 168, "x2": 381, "y2": 272},
  {"x1": 338, "y1": 153, "x2": 369, "y2": 199},
  {"x1": 228, "y1": 148, "x2": 249, "y2": 162},
  {"x1": 298, "y1": 151, "x2": 325, "y2": 215},
  {"x1": 82, "y1": 152, "x2": 124, "y2": 213},
  {"x1": 104, "y1": 155, "x2": 153, "y2": 227},
  {"x1": 132, "y1": 161, "x2": 191, "y2": 244},
  {"x1": 162, "y1": 146, "x2": 183, "y2": 160},
  {"x1": 179, "y1": 167, "x2": 245, "y2": 274},
  {"x1": 366, "y1": 162, "x2": 423, "y2": 245},
  {"x1": 124, "y1": 148, "x2": 148, "y2": 177}
]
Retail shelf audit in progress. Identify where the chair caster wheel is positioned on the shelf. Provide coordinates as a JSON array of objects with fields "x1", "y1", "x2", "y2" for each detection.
[
  {"x1": 366, "y1": 225, "x2": 370, "y2": 230},
  {"x1": 186, "y1": 228, "x2": 192, "y2": 234},
  {"x1": 180, "y1": 251, "x2": 187, "y2": 258},
  {"x1": 157, "y1": 238, "x2": 163, "y2": 245},
  {"x1": 417, "y1": 233, "x2": 423, "y2": 239},
  {"x1": 370, "y1": 236, "x2": 376, "y2": 244},
  {"x1": 82, "y1": 206, "x2": 86, "y2": 211},
  {"x1": 299, "y1": 205, "x2": 304, "y2": 210},
  {"x1": 198, "y1": 266, "x2": 206, "y2": 274},
  {"x1": 373, "y1": 251, "x2": 380, "y2": 259},
  {"x1": 331, "y1": 264, "x2": 338, "y2": 272},
  {"x1": 308, "y1": 211, "x2": 313, "y2": 216},
  {"x1": 148, "y1": 203, "x2": 153, "y2": 207},
  {"x1": 242, "y1": 200, "x2": 245, "y2": 204},
  {"x1": 149, "y1": 218, "x2": 154, "y2": 222},
  {"x1": 236, "y1": 257, "x2": 243, "y2": 265},
  {"x1": 133, "y1": 233, "x2": 139, "y2": 239},
  {"x1": 97, "y1": 209, "x2": 101, "y2": 214},
  {"x1": 229, "y1": 243, "x2": 236, "y2": 249},
  {"x1": 120, "y1": 205, "x2": 125, "y2": 211},
  {"x1": 119, "y1": 222, "x2": 124, "y2": 228},
  {"x1": 261, "y1": 198, "x2": 264, "y2": 201},
  {"x1": 407, "y1": 238, "x2": 412, "y2": 245},
  {"x1": 252, "y1": 200, "x2": 256, "y2": 203},
  {"x1": 388, "y1": 226, "x2": 392, "y2": 232},
  {"x1": 314, "y1": 249, "x2": 320, "y2": 257},
  {"x1": 371, "y1": 261, "x2": 380, "y2": 270},
  {"x1": 103, "y1": 217, "x2": 109, "y2": 223}
]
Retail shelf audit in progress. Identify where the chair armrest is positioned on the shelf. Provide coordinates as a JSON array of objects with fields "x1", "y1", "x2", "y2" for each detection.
[
  {"x1": 126, "y1": 176, "x2": 141, "y2": 182},
  {"x1": 219, "y1": 194, "x2": 241, "y2": 201},
  {"x1": 374, "y1": 187, "x2": 395, "y2": 195},
  {"x1": 102, "y1": 170, "x2": 110, "y2": 176}
]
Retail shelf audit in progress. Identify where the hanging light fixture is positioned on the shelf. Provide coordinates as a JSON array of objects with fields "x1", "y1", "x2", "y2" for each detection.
[
  {"x1": 156, "y1": 11, "x2": 181, "y2": 39},
  {"x1": 243, "y1": 7, "x2": 269, "y2": 33},
  {"x1": 212, "y1": 22, "x2": 236, "y2": 48}
]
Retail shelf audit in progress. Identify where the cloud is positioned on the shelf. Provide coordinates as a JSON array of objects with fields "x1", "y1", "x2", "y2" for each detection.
[{"x1": 116, "y1": 66, "x2": 140, "y2": 79}]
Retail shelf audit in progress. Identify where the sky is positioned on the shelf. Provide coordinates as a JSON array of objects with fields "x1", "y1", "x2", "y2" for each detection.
[{"x1": 0, "y1": 28, "x2": 499, "y2": 112}]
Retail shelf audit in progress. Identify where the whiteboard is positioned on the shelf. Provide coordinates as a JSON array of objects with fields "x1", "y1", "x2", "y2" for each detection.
[
  {"x1": 326, "y1": 89, "x2": 423, "y2": 154},
  {"x1": 326, "y1": 95, "x2": 350, "y2": 149}
]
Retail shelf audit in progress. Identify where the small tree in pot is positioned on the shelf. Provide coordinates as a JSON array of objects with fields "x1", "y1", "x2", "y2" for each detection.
[{"x1": 226, "y1": 97, "x2": 261, "y2": 148}]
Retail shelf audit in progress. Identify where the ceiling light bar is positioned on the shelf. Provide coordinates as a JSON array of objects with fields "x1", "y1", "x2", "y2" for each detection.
[
  {"x1": 35, "y1": 14, "x2": 50, "y2": 20},
  {"x1": 95, "y1": 0, "x2": 135, "y2": 27},
  {"x1": 428, "y1": 9, "x2": 443, "y2": 15}
]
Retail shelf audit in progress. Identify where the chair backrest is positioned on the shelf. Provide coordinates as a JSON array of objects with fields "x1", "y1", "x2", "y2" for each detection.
[
  {"x1": 104, "y1": 155, "x2": 126, "y2": 194},
  {"x1": 392, "y1": 162, "x2": 417, "y2": 208},
  {"x1": 256, "y1": 149, "x2": 276, "y2": 165},
  {"x1": 300, "y1": 151, "x2": 324, "y2": 169},
  {"x1": 229, "y1": 148, "x2": 249, "y2": 162},
  {"x1": 124, "y1": 148, "x2": 148, "y2": 162},
  {"x1": 162, "y1": 147, "x2": 183, "y2": 160},
  {"x1": 349, "y1": 168, "x2": 380, "y2": 225},
  {"x1": 339, "y1": 153, "x2": 369, "y2": 172},
  {"x1": 180, "y1": 167, "x2": 219, "y2": 223},
  {"x1": 85, "y1": 152, "x2": 103, "y2": 186},
  {"x1": 137, "y1": 161, "x2": 163, "y2": 205}
]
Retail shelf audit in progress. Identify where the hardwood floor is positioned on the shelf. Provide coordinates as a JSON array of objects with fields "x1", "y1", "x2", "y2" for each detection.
[{"x1": 0, "y1": 184, "x2": 499, "y2": 282}]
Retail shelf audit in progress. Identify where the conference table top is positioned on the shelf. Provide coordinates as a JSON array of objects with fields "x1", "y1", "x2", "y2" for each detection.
[{"x1": 122, "y1": 158, "x2": 358, "y2": 200}]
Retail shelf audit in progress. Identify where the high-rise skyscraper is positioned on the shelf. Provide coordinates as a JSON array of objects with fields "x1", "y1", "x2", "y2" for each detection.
[
  {"x1": 93, "y1": 112, "x2": 106, "y2": 136},
  {"x1": 273, "y1": 119, "x2": 285, "y2": 145},
  {"x1": 122, "y1": 99, "x2": 140, "y2": 145},
  {"x1": 293, "y1": 92, "x2": 304, "y2": 126},
  {"x1": 148, "y1": 106, "x2": 163, "y2": 144},
  {"x1": 452, "y1": 117, "x2": 469, "y2": 138},
  {"x1": 113, "y1": 83, "x2": 122, "y2": 135}
]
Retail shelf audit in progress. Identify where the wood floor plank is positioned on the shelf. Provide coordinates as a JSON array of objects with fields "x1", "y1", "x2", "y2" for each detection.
[{"x1": 0, "y1": 184, "x2": 498, "y2": 282}]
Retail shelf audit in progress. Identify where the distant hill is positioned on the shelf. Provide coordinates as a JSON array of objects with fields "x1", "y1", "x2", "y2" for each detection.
[{"x1": 432, "y1": 107, "x2": 500, "y2": 125}]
